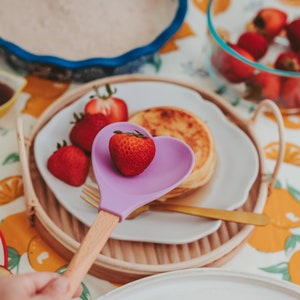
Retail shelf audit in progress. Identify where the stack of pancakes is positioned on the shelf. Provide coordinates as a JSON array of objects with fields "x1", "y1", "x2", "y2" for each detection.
[{"x1": 129, "y1": 106, "x2": 216, "y2": 200}]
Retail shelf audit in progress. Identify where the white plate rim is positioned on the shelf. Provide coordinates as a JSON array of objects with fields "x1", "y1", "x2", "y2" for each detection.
[{"x1": 98, "y1": 268, "x2": 300, "y2": 299}]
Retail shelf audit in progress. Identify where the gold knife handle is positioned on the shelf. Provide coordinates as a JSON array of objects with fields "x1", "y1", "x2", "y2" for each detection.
[{"x1": 150, "y1": 203, "x2": 269, "y2": 226}]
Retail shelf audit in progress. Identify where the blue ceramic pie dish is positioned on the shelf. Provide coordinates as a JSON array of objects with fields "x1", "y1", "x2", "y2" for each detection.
[{"x1": 0, "y1": 0, "x2": 187, "y2": 82}]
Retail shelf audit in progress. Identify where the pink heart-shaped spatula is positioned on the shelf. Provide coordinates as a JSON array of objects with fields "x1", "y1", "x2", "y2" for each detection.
[{"x1": 63, "y1": 122, "x2": 195, "y2": 296}]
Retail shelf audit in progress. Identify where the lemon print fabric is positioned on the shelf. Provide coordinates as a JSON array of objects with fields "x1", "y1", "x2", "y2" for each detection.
[
  {"x1": 248, "y1": 186, "x2": 299, "y2": 252},
  {"x1": 192, "y1": 0, "x2": 231, "y2": 13},
  {"x1": 264, "y1": 111, "x2": 300, "y2": 129},
  {"x1": 0, "y1": 212, "x2": 66, "y2": 273},
  {"x1": 288, "y1": 250, "x2": 300, "y2": 284},
  {"x1": 0, "y1": 176, "x2": 23, "y2": 206},
  {"x1": 264, "y1": 142, "x2": 300, "y2": 166},
  {"x1": 278, "y1": 0, "x2": 300, "y2": 6},
  {"x1": 22, "y1": 76, "x2": 70, "y2": 118},
  {"x1": 159, "y1": 22, "x2": 195, "y2": 54}
]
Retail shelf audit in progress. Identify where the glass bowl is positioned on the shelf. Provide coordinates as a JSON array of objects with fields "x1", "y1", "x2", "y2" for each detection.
[{"x1": 206, "y1": 0, "x2": 300, "y2": 114}]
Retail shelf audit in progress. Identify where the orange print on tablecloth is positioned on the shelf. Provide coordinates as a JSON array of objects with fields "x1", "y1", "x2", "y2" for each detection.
[
  {"x1": 0, "y1": 212, "x2": 36, "y2": 256},
  {"x1": 264, "y1": 142, "x2": 300, "y2": 166},
  {"x1": 264, "y1": 188, "x2": 300, "y2": 229},
  {"x1": 28, "y1": 235, "x2": 67, "y2": 272},
  {"x1": 0, "y1": 176, "x2": 24, "y2": 205},
  {"x1": 192, "y1": 0, "x2": 231, "y2": 13},
  {"x1": 248, "y1": 223, "x2": 292, "y2": 252},
  {"x1": 288, "y1": 250, "x2": 300, "y2": 285},
  {"x1": 249, "y1": 186, "x2": 300, "y2": 252},
  {"x1": 0, "y1": 212, "x2": 66, "y2": 272},
  {"x1": 159, "y1": 22, "x2": 195, "y2": 54},
  {"x1": 278, "y1": 0, "x2": 300, "y2": 6},
  {"x1": 264, "y1": 111, "x2": 300, "y2": 129},
  {"x1": 22, "y1": 76, "x2": 70, "y2": 118}
]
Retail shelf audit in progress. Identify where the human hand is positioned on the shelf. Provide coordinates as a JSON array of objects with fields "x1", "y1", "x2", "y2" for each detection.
[{"x1": 0, "y1": 272, "x2": 82, "y2": 300}]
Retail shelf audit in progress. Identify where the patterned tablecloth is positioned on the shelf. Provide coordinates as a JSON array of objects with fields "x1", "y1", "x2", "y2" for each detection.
[{"x1": 1, "y1": 1, "x2": 300, "y2": 299}]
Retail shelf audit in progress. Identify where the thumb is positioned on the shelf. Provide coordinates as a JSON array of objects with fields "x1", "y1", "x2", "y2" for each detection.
[{"x1": 40, "y1": 275, "x2": 71, "y2": 299}]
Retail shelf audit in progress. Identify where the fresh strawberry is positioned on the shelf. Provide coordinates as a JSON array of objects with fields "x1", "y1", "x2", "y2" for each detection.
[
  {"x1": 47, "y1": 141, "x2": 89, "y2": 186},
  {"x1": 211, "y1": 44, "x2": 255, "y2": 83},
  {"x1": 109, "y1": 130, "x2": 156, "y2": 176},
  {"x1": 84, "y1": 84, "x2": 128, "y2": 123},
  {"x1": 244, "y1": 72, "x2": 281, "y2": 101},
  {"x1": 252, "y1": 8, "x2": 287, "y2": 42},
  {"x1": 280, "y1": 77, "x2": 300, "y2": 108},
  {"x1": 69, "y1": 112, "x2": 109, "y2": 153},
  {"x1": 286, "y1": 18, "x2": 300, "y2": 52},
  {"x1": 274, "y1": 51, "x2": 300, "y2": 72},
  {"x1": 237, "y1": 32, "x2": 268, "y2": 60}
]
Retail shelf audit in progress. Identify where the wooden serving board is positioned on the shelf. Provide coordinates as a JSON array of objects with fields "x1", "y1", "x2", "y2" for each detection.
[{"x1": 23, "y1": 75, "x2": 284, "y2": 284}]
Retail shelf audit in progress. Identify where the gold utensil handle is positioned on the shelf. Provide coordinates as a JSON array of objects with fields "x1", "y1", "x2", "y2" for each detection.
[{"x1": 150, "y1": 203, "x2": 269, "y2": 226}]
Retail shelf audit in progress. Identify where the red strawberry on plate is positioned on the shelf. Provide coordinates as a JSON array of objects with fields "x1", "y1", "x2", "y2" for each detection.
[
  {"x1": 70, "y1": 112, "x2": 109, "y2": 153},
  {"x1": 109, "y1": 130, "x2": 156, "y2": 176},
  {"x1": 85, "y1": 84, "x2": 128, "y2": 123},
  {"x1": 252, "y1": 8, "x2": 287, "y2": 42},
  {"x1": 47, "y1": 141, "x2": 89, "y2": 186},
  {"x1": 286, "y1": 18, "x2": 300, "y2": 52},
  {"x1": 280, "y1": 77, "x2": 300, "y2": 108},
  {"x1": 212, "y1": 44, "x2": 255, "y2": 83},
  {"x1": 237, "y1": 32, "x2": 268, "y2": 60},
  {"x1": 244, "y1": 72, "x2": 281, "y2": 101},
  {"x1": 274, "y1": 51, "x2": 300, "y2": 72}
]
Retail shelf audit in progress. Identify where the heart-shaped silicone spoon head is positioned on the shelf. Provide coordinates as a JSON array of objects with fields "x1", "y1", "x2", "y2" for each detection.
[
  {"x1": 64, "y1": 122, "x2": 195, "y2": 295},
  {"x1": 91, "y1": 122, "x2": 195, "y2": 221}
]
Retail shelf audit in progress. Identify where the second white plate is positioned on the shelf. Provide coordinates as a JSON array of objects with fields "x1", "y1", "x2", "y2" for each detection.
[
  {"x1": 98, "y1": 268, "x2": 300, "y2": 299},
  {"x1": 34, "y1": 81, "x2": 259, "y2": 244}
]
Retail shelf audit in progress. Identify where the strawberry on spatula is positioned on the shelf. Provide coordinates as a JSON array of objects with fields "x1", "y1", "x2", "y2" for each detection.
[
  {"x1": 70, "y1": 112, "x2": 109, "y2": 153},
  {"x1": 85, "y1": 84, "x2": 128, "y2": 123},
  {"x1": 109, "y1": 130, "x2": 156, "y2": 176},
  {"x1": 47, "y1": 141, "x2": 89, "y2": 186}
]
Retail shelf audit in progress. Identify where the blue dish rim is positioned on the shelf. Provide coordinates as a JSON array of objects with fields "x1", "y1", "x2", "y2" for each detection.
[
  {"x1": 0, "y1": 0, "x2": 187, "y2": 70},
  {"x1": 207, "y1": 0, "x2": 300, "y2": 78}
]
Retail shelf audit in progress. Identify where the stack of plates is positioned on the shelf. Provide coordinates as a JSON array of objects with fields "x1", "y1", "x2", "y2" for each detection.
[
  {"x1": 25, "y1": 75, "x2": 283, "y2": 283},
  {"x1": 99, "y1": 268, "x2": 300, "y2": 299}
]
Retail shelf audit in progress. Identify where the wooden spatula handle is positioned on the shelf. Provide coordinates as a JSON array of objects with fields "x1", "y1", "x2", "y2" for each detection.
[{"x1": 63, "y1": 210, "x2": 119, "y2": 297}]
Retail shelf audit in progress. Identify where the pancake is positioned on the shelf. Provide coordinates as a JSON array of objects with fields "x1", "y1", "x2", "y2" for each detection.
[{"x1": 129, "y1": 106, "x2": 216, "y2": 199}]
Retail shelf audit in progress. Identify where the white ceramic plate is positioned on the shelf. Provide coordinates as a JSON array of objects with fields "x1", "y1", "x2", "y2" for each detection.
[
  {"x1": 0, "y1": 231, "x2": 8, "y2": 267},
  {"x1": 98, "y1": 268, "x2": 300, "y2": 299},
  {"x1": 34, "y1": 81, "x2": 259, "y2": 244}
]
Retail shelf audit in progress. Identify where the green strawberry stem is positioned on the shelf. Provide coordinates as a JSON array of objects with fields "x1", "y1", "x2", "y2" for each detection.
[
  {"x1": 70, "y1": 112, "x2": 84, "y2": 124},
  {"x1": 56, "y1": 140, "x2": 67, "y2": 151},
  {"x1": 253, "y1": 16, "x2": 265, "y2": 30},
  {"x1": 93, "y1": 84, "x2": 117, "y2": 100},
  {"x1": 113, "y1": 130, "x2": 148, "y2": 138},
  {"x1": 244, "y1": 82, "x2": 263, "y2": 100}
]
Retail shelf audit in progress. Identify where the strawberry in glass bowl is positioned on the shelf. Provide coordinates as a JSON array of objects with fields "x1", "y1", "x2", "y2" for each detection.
[{"x1": 206, "y1": 0, "x2": 300, "y2": 114}]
